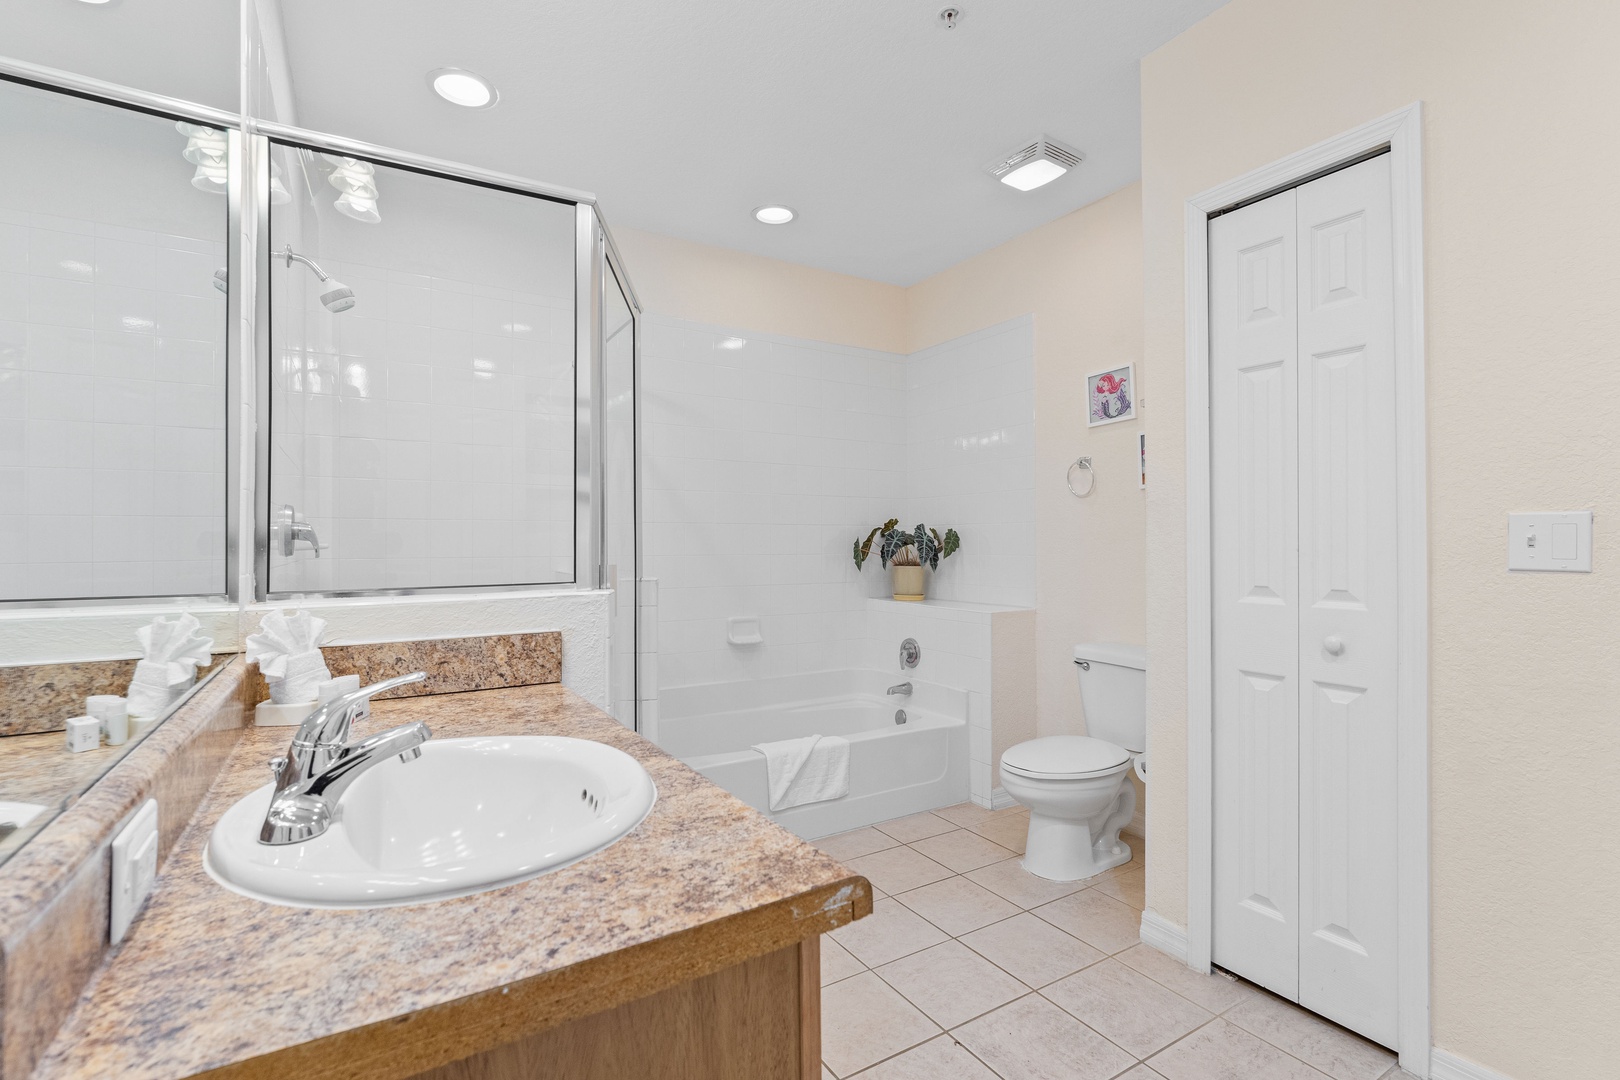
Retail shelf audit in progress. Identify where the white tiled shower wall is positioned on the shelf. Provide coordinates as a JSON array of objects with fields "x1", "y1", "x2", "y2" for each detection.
[
  {"x1": 641, "y1": 318, "x2": 907, "y2": 689},
  {"x1": 642, "y1": 315, "x2": 1035, "y2": 697},
  {"x1": 0, "y1": 209, "x2": 227, "y2": 600},
  {"x1": 907, "y1": 318, "x2": 1036, "y2": 608},
  {"x1": 268, "y1": 260, "x2": 575, "y2": 594}
]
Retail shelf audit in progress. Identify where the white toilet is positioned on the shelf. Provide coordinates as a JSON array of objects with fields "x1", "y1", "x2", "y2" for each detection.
[{"x1": 1000, "y1": 643, "x2": 1146, "y2": 882}]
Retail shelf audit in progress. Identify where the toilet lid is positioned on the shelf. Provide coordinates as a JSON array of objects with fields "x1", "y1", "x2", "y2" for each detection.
[{"x1": 1002, "y1": 736, "x2": 1129, "y2": 778}]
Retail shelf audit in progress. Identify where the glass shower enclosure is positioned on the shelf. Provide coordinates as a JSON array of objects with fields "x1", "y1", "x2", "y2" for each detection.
[{"x1": 242, "y1": 124, "x2": 644, "y2": 728}]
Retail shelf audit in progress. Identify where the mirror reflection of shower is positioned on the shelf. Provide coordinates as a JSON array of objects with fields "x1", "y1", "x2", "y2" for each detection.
[{"x1": 277, "y1": 244, "x2": 357, "y2": 313}]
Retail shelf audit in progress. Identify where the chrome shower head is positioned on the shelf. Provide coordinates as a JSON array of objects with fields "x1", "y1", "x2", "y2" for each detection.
[
  {"x1": 277, "y1": 245, "x2": 357, "y2": 314},
  {"x1": 318, "y1": 280, "x2": 356, "y2": 313}
]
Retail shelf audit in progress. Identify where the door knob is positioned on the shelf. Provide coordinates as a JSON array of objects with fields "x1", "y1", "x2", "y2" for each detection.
[{"x1": 1323, "y1": 636, "x2": 1345, "y2": 656}]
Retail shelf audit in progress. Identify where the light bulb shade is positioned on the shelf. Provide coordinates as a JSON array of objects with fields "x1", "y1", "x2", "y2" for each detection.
[
  {"x1": 326, "y1": 171, "x2": 379, "y2": 199},
  {"x1": 333, "y1": 191, "x2": 380, "y2": 224},
  {"x1": 190, "y1": 162, "x2": 228, "y2": 194},
  {"x1": 182, "y1": 136, "x2": 228, "y2": 166}
]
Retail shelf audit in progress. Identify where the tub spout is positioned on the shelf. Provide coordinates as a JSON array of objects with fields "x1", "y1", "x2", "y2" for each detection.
[{"x1": 887, "y1": 682, "x2": 913, "y2": 696}]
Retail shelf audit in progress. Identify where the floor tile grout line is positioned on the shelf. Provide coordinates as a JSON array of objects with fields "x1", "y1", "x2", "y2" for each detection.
[{"x1": 834, "y1": 811, "x2": 1359, "y2": 1080}]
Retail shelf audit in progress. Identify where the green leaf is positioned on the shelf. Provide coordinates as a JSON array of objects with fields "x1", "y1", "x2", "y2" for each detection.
[
  {"x1": 941, "y1": 528, "x2": 960, "y2": 559},
  {"x1": 854, "y1": 526, "x2": 883, "y2": 570},
  {"x1": 910, "y1": 524, "x2": 936, "y2": 570},
  {"x1": 879, "y1": 528, "x2": 909, "y2": 568}
]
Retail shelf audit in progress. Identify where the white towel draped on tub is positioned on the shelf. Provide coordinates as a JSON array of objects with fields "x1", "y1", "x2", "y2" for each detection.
[{"x1": 751, "y1": 734, "x2": 850, "y2": 811}]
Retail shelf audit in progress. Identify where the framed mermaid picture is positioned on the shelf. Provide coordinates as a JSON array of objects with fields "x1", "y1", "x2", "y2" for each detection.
[{"x1": 1086, "y1": 363, "x2": 1136, "y2": 427}]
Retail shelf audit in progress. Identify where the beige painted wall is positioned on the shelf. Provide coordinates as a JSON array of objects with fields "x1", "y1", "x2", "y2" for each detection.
[
  {"x1": 611, "y1": 226, "x2": 907, "y2": 353},
  {"x1": 1140, "y1": 2, "x2": 1620, "y2": 1076},
  {"x1": 907, "y1": 186, "x2": 1147, "y2": 743}
]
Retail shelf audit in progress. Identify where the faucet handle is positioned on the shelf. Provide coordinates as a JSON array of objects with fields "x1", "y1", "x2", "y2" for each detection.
[{"x1": 293, "y1": 671, "x2": 428, "y2": 749}]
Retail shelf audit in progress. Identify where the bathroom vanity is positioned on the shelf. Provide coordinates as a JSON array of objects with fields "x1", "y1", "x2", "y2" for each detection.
[{"x1": 14, "y1": 679, "x2": 870, "y2": 1080}]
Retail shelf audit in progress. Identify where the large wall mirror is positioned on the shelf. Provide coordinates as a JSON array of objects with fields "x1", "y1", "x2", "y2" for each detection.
[{"x1": 0, "y1": 78, "x2": 238, "y2": 863}]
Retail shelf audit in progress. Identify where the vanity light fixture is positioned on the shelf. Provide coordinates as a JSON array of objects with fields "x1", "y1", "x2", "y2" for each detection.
[
  {"x1": 428, "y1": 68, "x2": 498, "y2": 109},
  {"x1": 753, "y1": 205, "x2": 795, "y2": 225},
  {"x1": 986, "y1": 136, "x2": 1083, "y2": 192}
]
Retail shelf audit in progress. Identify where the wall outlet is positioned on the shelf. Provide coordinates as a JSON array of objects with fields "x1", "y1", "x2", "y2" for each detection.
[
  {"x1": 110, "y1": 799, "x2": 159, "y2": 945},
  {"x1": 1507, "y1": 511, "x2": 1593, "y2": 572}
]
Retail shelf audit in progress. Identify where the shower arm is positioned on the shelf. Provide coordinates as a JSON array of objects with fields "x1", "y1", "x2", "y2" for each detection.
[{"x1": 278, "y1": 245, "x2": 333, "y2": 283}]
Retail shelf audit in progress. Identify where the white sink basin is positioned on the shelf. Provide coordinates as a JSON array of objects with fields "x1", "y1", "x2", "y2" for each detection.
[{"x1": 205, "y1": 736, "x2": 656, "y2": 909}]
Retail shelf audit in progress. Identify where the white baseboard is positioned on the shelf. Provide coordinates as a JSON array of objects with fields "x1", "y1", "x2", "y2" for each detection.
[
  {"x1": 1430, "y1": 1049, "x2": 1516, "y2": 1080},
  {"x1": 990, "y1": 786, "x2": 1017, "y2": 810},
  {"x1": 1138, "y1": 908, "x2": 1188, "y2": 963}
]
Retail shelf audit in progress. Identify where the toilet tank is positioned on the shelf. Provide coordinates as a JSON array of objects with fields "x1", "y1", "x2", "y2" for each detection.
[{"x1": 1074, "y1": 643, "x2": 1147, "y2": 752}]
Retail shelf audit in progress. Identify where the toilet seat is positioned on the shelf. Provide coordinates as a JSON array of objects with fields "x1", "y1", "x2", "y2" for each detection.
[{"x1": 1001, "y1": 736, "x2": 1129, "y2": 779}]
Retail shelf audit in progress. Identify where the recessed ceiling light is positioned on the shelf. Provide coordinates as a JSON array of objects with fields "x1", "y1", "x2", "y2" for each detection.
[
  {"x1": 428, "y1": 68, "x2": 498, "y2": 109},
  {"x1": 754, "y1": 205, "x2": 795, "y2": 225},
  {"x1": 986, "y1": 136, "x2": 1083, "y2": 192},
  {"x1": 74, "y1": 0, "x2": 114, "y2": 5}
]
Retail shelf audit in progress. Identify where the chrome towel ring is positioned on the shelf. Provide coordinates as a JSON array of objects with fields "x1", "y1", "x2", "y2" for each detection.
[{"x1": 1066, "y1": 456, "x2": 1095, "y2": 497}]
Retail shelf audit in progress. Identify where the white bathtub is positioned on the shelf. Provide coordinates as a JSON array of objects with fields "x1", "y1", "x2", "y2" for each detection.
[{"x1": 657, "y1": 671, "x2": 969, "y2": 840}]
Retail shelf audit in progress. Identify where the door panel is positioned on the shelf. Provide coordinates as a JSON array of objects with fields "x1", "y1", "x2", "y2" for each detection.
[
  {"x1": 1295, "y1": 154, "x2": 1399, "y2": 1046},
  {"x1": 1210, "y1": 189, "x2": 1301, "y2": 998}
]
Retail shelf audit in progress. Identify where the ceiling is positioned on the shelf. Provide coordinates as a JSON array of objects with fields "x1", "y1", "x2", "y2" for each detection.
[
  {"x1": 2, "y1": 0, "x2": 1227, "y2": 286},
  {"x1": 272, "y1": 0, "x2": 1227, "y2": 285}
]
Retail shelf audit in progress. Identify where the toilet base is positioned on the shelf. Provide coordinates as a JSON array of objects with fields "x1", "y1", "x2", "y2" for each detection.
[{"x1": 1018, "y1": 780, "x2": 1137, "y2": 882}]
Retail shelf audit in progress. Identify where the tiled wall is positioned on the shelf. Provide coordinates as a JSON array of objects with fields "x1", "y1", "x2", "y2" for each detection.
[
  {"x1": 264, "y1": 147, "x2": 578, "y2": 595},
  {"x1": 642, "y1": 315, "x2": 1036, "y2": 703},
  {"x1": 268, "y1": 259, "x2": 575, "y2": 593},
  {"x1": 0, "y1": 209, "x2": 228, "y2": 600},
  {"x1": 641, "y1": 317, "x2": 907, "y2": 690},
  {"x1": 906, "y1": 316, "x2": 1036, "y2": 607}
]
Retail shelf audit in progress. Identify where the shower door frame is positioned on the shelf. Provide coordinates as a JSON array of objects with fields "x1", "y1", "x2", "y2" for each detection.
[
  {"x1": 246, "y1": 121, "x2": 641, "y2": 606},
  {"x1": 598, "y1": 224, "x2": 643, "y2": 730}
]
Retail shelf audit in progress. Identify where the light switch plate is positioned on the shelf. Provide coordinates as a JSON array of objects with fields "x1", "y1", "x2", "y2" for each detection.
[
  {"x1": 110, "y1": 799, "x2": 159, "y2": 944},
  {"x1": 1507, "y1": 511, "x2": 1593, "y2": 572}
]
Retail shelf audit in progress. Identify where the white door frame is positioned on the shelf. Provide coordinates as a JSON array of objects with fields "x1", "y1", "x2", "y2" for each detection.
[{"x1": 1183, "y1": 103, "x2": 1430, "y2": 1074}]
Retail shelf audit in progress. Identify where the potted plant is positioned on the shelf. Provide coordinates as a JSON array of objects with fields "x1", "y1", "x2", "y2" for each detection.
[{"x1": 852, "y1": 519, "x2": 961, "y2": 602}]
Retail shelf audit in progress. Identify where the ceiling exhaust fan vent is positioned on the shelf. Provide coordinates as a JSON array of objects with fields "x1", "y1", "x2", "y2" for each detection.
[{"x1": 986, "y1": 136, "x2": 1084, "y2": 190}]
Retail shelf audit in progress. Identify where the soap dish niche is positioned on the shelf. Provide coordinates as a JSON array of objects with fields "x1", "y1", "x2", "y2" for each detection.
[{"x1": 726, "y1": 616, "x2": 763, "y2": 646}]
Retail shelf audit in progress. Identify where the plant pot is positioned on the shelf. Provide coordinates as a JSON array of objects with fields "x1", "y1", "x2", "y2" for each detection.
[{"x1": 891, "y1": 564, "x2": 926, "y2": 602}]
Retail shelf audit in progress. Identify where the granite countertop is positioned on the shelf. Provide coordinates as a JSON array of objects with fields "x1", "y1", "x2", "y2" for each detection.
[{"x1": 32, "y1": 684, "x2": 871, "y2": 1080}]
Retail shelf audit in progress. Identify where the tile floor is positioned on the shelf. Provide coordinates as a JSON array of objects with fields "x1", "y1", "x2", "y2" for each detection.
[{"x1": 815, "y1": 803, "x2": 1406, "y2": 1080}]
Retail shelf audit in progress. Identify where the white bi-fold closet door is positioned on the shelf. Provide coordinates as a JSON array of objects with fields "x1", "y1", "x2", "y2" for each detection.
[{"x1": 1209, "y1": 152, "x2": 1400, "y2": 1048}]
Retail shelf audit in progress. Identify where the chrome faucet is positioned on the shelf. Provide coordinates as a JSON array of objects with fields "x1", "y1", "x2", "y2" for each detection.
[
  {"x1": 887, "y1": 682, "x2": 913, "y2": 697},
  {"x1": 259, "y1": 672, "x2": 431, "y2": 845}
]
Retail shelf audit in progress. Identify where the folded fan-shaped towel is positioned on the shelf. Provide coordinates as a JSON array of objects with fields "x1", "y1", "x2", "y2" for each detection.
[
  {"x1": 126, "y1": 614, "x2": 213, "y2": 718},
  {"x1": 245, "y1": 610, "x2": 332, "y2": 704},
  {"x1": 751, "y1": 735, "x2": 850, "y2": 811}
]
